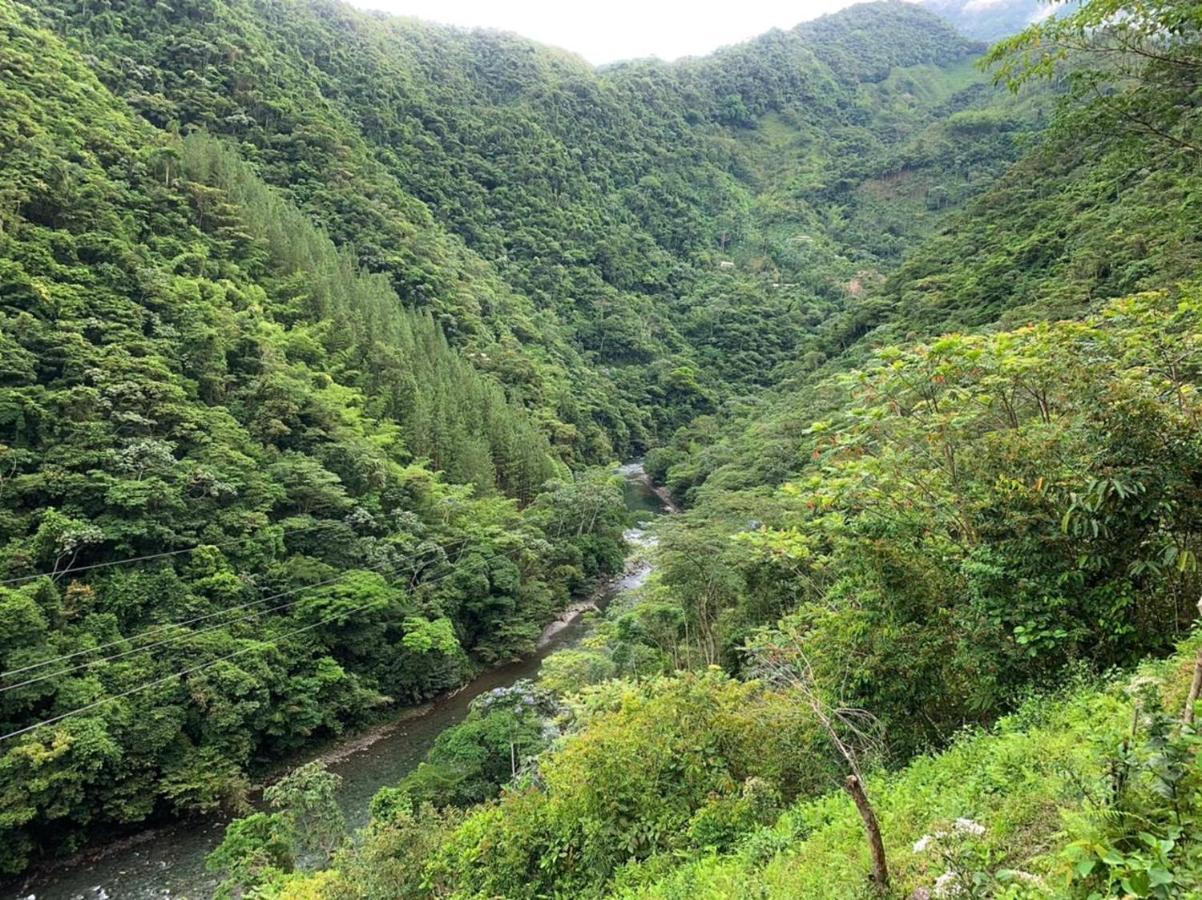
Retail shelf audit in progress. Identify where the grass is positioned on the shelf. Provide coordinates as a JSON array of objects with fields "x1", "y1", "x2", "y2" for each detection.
[{"x1": 612, "y1": 642, "x2": 1202, "y2": 898}]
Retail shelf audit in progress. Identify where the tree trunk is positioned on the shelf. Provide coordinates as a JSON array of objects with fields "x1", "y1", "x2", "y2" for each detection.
[
  {"x1": 845, "y1": 774, "x2": 889, "y2": 889},
  {"x1": 1182, "y1": 599, "x2": 1202, "y2": 726},
  {"x1": 1184, "y1": 646, "x2": 1202, "y2": 725}
]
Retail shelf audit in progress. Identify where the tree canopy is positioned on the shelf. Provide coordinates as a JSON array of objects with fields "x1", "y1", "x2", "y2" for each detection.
[{"x1": 5, "y1": 0, "x2": 1202, "y2": 892}]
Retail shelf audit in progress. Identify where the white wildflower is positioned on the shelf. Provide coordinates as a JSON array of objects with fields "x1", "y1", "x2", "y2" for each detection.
[
  {"x1": 913, "y1": 834, "x2": 935, "y2": 854},
  {"x1": 953, "y1": 817, "x2": 985, "y2": 837},
  {"x1": 1125, "y1": 674, "x2": 1162, "y2": 698},
  {"x1": 933, "y1": 871, "x2": 962, "y2": 898},
  {"x1": 1007, "y1": 870, "x2": 1045, "y2": 886}
]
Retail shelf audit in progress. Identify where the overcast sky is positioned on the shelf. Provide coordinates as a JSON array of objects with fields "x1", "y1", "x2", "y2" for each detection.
[{"x1": 345, "y1": 0, "x2": 866, "y2": 64}]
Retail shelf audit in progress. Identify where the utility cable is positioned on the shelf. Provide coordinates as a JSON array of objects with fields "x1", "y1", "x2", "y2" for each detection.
[
  {"x1": 0, "y1": 519, "x2": 337, "y2": 588},
  {"x1": 0, "y1": 538, "x2": 470, "y2": 680},
  {"x1": 0, "y1": 560, "x2": 399, "y2": 693},
  {"x1": 0, "y1": 543, "x2": 517, "y2": 745},
  {"x1": 0, "y1": 595, "x2": 394, "y2": 744}
]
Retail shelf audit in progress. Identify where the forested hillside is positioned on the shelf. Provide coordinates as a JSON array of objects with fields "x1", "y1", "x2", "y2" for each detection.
[
  {"x1": 0, "y1": 0, "x2": 1037, "y2": 877},
  {"x1": 34, "y1": 0, "x2": 1031, "y2": 437},
  {"x1": 3, "y1": 0, "x2": 1201, "y2": 894},
  {"x1": 0, "y1": 1, "x2": 633, "y2": 874}
]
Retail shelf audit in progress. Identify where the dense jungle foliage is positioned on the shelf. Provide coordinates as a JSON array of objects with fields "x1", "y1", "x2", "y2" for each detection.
[
  {"x1": 0, "y1": 0, "x2": 1034, "y2": 876},
  {"x1": 230, "y1": 288, "x2": 1202, "y2": 900},
  {"x1": 31, "y1": 0, "x2": 1034, "y2": 442},
  {"x1": 3, "y1": 0, "x2": 1202, "y2": 894}
]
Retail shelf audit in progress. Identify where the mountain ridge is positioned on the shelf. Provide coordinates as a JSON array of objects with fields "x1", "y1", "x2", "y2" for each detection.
[{"x1": 10, "y1": 0, "x2": 1193, "y2": 892}]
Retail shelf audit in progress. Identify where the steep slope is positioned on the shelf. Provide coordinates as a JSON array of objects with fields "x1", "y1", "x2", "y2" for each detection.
[
  {"x1": 620, "y1": 643, "x2": 1201, "y2": 898},
  {"x1": 38, "y1": 0, "x2": 1029, "y2": 435},
  {"x1": 243, "y1": 269, "x2": 1202, "y2": 900},
  {"x1": 0, "y1": 0, "x2": 1044, "y2": 881},
  {"x1": 0, "y1": 2, "x2": 627, "y2": 874},
  {"x1": 646, "y1": 0, "x2": 1202, "y2": 507},
  {"x1": 33, "y1": 0, "x2": 646, "y2": 458},
  {"x1": 180, "y1": 2, "x2": 1202, "y2": 898}
]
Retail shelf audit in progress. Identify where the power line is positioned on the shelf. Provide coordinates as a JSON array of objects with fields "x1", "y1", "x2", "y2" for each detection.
[
  {"x1": 0, "y1": 562, "x2": 397, "y2": 694},
  {"x1": 0, "y1": 539, "x2": 471, "y2": 693},
  {"x1": 0, "y1": 538, "x2": 470, "y2": 680},
  {"x1": 0, "y1": 597, "x2": 388, "y2": 745},
  {"x1": 0, "y1": 544, "x2": 517, "y2": 746},
  {"x1": 0, "y1": 520, "x2": 335, "y2": 588}
]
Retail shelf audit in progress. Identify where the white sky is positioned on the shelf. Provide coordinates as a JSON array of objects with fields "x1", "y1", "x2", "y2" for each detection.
[{"x1": 346, "y1": 0, "x2": 865, "y2": 64}]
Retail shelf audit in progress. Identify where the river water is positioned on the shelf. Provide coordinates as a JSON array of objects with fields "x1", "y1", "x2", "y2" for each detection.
[{"x1": 13, "y1": 464, "x2": 665, "y2": 900}]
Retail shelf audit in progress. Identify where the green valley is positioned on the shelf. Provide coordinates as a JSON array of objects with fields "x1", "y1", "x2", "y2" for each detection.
[{"x1": 1, "y1": 0, "x2": 1201, "y2": 896}]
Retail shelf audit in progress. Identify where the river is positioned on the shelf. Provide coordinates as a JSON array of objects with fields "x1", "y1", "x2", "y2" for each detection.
[{"x1": 13, "y1": 463, "x2": 666, "y2": 900}]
